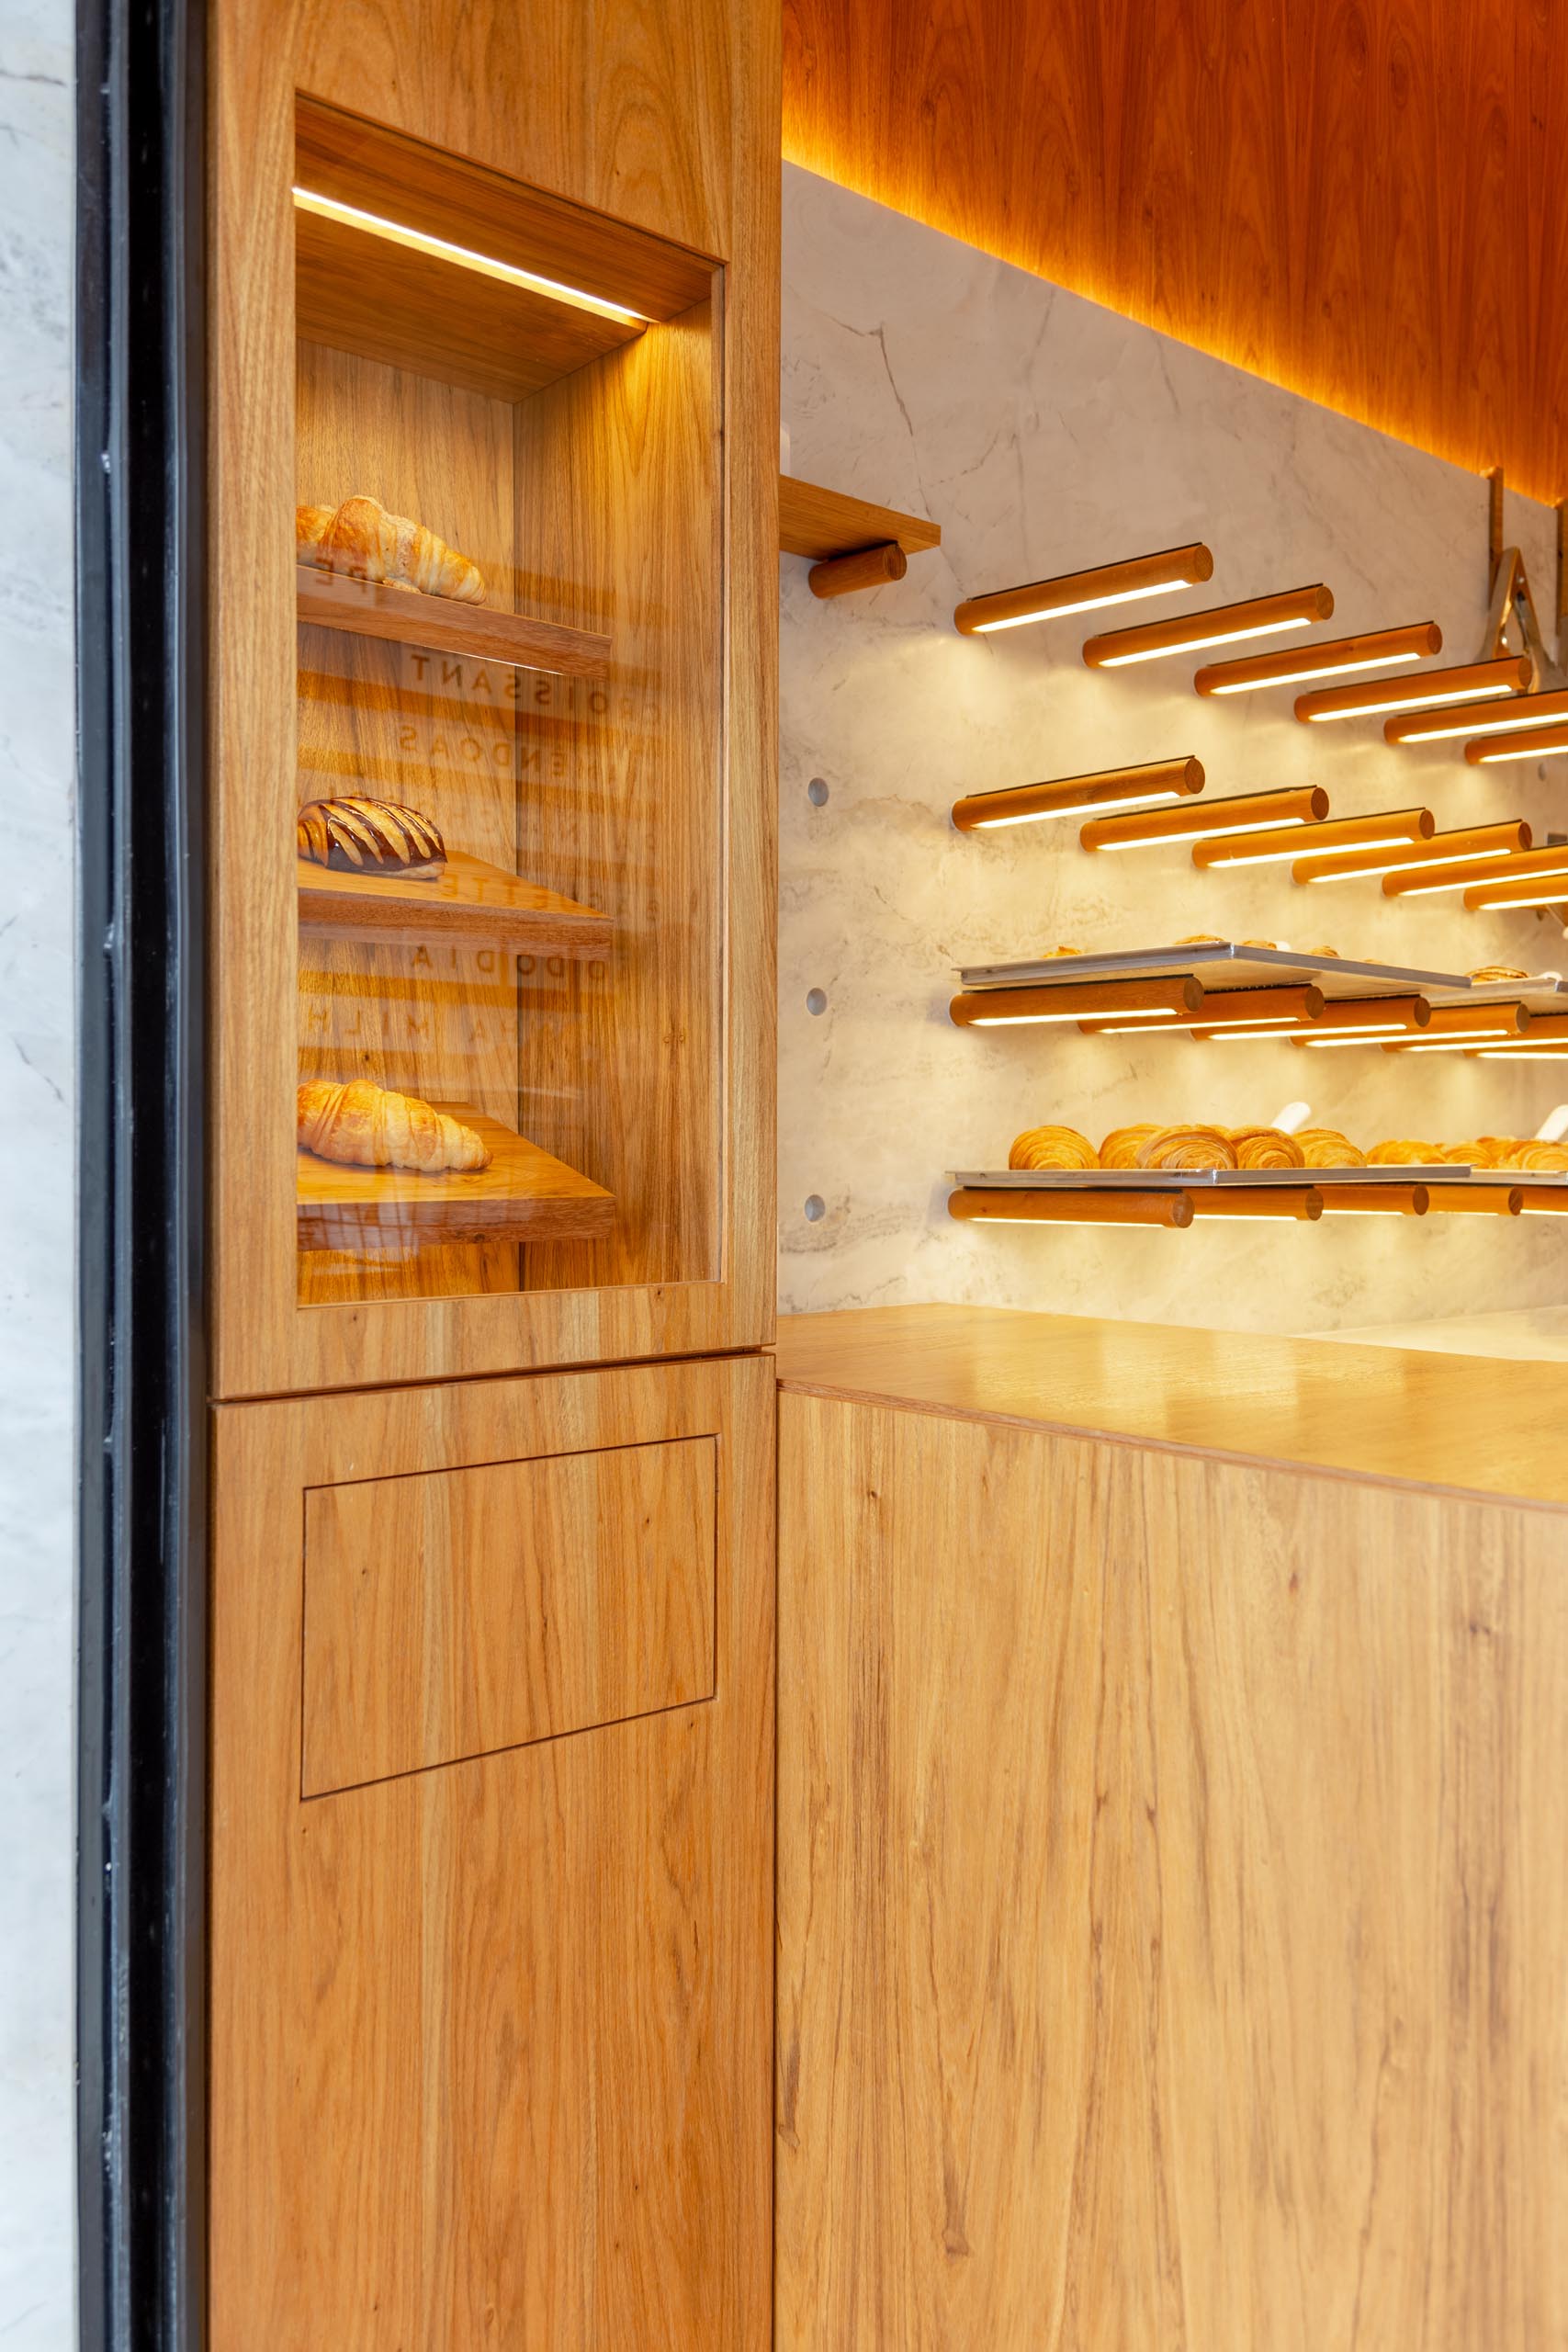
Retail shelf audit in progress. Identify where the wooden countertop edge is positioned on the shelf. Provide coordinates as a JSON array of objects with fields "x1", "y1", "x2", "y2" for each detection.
[
  {"x1": 773, "y1": 1306, "x2": 1568, "y2": 1515},
  {"x1": 774, "y1": 1368, "x2": 1568, "y2": 1518}
]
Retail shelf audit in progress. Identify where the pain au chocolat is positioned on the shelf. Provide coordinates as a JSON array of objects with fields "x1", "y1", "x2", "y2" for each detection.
[{"x1": 297, "y1": 797, "x2": 446, "y2": 877}]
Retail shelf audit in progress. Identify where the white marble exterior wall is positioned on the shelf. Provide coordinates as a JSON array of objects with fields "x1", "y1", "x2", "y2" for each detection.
[
  {"x1": 779, "y1": 162, "x2": 1568, "y2": 1332},
  {"x1": 0, "y1": 0, "x2": 75, "y2": 2345}
]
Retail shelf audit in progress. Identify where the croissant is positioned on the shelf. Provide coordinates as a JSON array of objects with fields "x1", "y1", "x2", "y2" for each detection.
[
  {"x1": 1438, "y1": 1139, "x2": 1498, "y2": 1166},
  {"x1": 1309, "y1": 945, "x2": 1341, "y2": 957},
  {"x1": 297, "y1": 1080, "x2": 490, "y2": 1173},
  {"x1": 1176, "y1": 934, "x2": 1226, "y2": 946},
  {"x1": 1468, "y1": 964, "x2": 1530, "y2": 984},
  {"x1": 1367, "y1": 1139, "x2": 1447, "y2": 1165},
  {"x1": 1009, "y1": 1123, "x2": 1099, "y2": 1171},
  {"x1": 1135, "y1": 1125, "x2": 1238, "y2": 1170},
  {"x1": 297, "y1": 494, "x2": 487, "y2": 604},
  {"x1": 1493, "y1": 1140, "x2": 1568, "y2": 1172},
  {"x1": 1226, "y1": 1125, "x2": 1305, "y2": 1170},
  {"x1": 298, "y1": 797, "x2": 446, "y2": 876},
  {"x1": 1099, "y1": 1122, "x2": 1165, "y2": 1169},
  {"x1": 1295, "y1": 1128, "x2": 1366, "y2": 1169}
]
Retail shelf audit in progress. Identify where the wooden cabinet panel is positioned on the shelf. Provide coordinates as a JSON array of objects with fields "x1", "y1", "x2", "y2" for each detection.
[
  {"x1": 776, "y1": 1392, "x2": 1568, "y2": 2349},
  {"x1": 211, "y1": 1355, "x2": 773, "y2": 2349},
  {"x1": 302, "y1": 1436, "x2": 717, "y2": 1797}
]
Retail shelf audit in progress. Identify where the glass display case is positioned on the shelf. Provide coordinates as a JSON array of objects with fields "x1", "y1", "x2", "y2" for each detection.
[{"x1": 210, "y1": 91, "x2": 775, "y2": 1394}]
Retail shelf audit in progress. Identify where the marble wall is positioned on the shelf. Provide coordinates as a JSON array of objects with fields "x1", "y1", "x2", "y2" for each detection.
[
  {"x1": 0, "y1": 0, "x2": 75, "y2": 2345},
  {"x1": 779, "y1": 162, "x2": 1568, "y2": 1333}
]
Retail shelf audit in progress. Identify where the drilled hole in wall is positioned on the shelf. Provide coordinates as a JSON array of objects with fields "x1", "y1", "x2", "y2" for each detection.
[
  {"x1": 804, "y1": 1194, "x2": 826, "y2": 1222},
  {"x1": 807, "y1": 776, "x2": 829, "y2": 807},
  {"x1": 806, "y1": 987, "x2": 828, "y2": 1015}
]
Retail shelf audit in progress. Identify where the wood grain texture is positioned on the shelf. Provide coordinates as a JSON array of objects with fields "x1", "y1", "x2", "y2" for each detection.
[
  {"x1": 211, "y1": 1352, "x2": 773, "y2": 2348},
  {"x1": 782, "y1": 1, "x2": 1568, "y2": 501},
  {"x1": 296, "y1": 1102, "x2": 614, "y2": 1250},
  {"x1": 775, "y1": 1391, "x2": 1568, "y2": 2349},
  {"x1": 301, "y1": 1435, "x2": 716, "y2": 1794},
  {"x1": 210, "y1": 0, "x2": 779, "y2": 1393},
  {"x1": 296, "y1": 849, "x2": 610, "y2": 951},
  {"x1": 775, "y1": 1304, "x2": 1568, "y2": 1506},
  {"x1": 779, "y1": 471, "x2": 941, "y2": 560},
  {"x1": 296, "y1": 564, "x2": 613, "y2": 674}
]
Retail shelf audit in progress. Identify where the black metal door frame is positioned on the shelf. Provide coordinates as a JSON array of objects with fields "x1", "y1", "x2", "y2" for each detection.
[{"x1": 75, "y1": 0, "x2": 208, "y2": 2344}]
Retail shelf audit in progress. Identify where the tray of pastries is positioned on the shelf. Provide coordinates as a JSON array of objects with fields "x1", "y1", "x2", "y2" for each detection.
[
  {"x1": 954, "y1": 1117, "x2": 1568, "y2": 1187},
  {"x1": 956, "y1": 939, "x2": 1472, "y2": 1000},
  {"x1": 1426, "y1": 963, "x2": 1568, "y2": 1014}
]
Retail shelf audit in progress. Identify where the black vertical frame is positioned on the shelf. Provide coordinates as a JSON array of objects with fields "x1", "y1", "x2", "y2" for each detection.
[{"x1": 76, "y1": 0, "x2": 208, "y2": 2346}]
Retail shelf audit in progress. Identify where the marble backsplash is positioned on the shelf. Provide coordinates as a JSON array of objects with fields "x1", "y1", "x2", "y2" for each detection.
[{"x1": 779, "y1": 162, "x2": 1568, "y2": 1333}]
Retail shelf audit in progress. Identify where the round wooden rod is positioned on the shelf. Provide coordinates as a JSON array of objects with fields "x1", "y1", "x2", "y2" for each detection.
[
  {"x1": 807, "y1": 541, "x2": 908, "y2": 599},
  {"x1": 1293, "y1": 820, "x2": 1532, "y2": 885},
  {"x1": 1079, "y1": 784, "x2": 1328, "y2": 851},
  {"x1": 1182, "y1": 1188, "x2": 1324, "y2": 1218},
  {"x1": 953, "y1": 756, "x2": 1204, "y2": 832},
  {"x1": 947, "y1": 1188, "x2": 1194, "y2": 1228},
  {"x1": 1083, "y1": 582, "x2": 1334, "y2": 670},
  {"x1": 1315, "y1": 1183, "x2": 1430, "y2": 1215},
  {"x1": 953, "y1": 542, "x2": 1213, "y2": 635},
  {"x1": 1294, "y1": 653, "x2": 1531, "y2": 724},
  {"x1": 1517, "y1": 1187, "x2": 1568, "y2": 1212},
  {"x1": 1194, "y1": 621, "x2": 1441, "y2": 696},
  {"x1": 1423, "y1": 1187, "x2": 1523, "y2": 1215},
  {"x1": 950, "y1": 977, "x2": 1204, "y2": 1027}
]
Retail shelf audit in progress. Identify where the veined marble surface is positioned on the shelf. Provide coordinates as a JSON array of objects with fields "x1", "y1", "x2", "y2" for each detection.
[
  {"x1": 779, "y1": 162, "x2": 1568, "y2": 1334},
  {"x1": 0, "y1": 1, "x2": 75, "y2": 2346}
]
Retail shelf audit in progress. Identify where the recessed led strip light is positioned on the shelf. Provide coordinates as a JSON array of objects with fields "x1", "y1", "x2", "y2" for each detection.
[
  {"x1": 1385, "y1": 684, "x2": 1568, "y2": 747},
  {"x1": 1465, "y1": 719, "x2": 1568, "y2": 763},
  {"x1": 949, "y1": 978, "x2": 1203, "y2": 1029},
  {"x1": 1464, "y1": 873, "x2": 1568, "y2": 911},
  {"x1": 1079, "y1": 785, "x2": 1328, "y2": 853},
  {"x1": 1191, "y1": 807, "x2": 1433, "y2": 871},
  {"x1": 953, "y1": 543, "x2": 1214, "y2": 635},
  {"x1": 1294, "y1": 655, "x2": 1532, "y2": 726},
  {"x1": 1193, "y1": 621, "x2": 1440, "y2": 697},
  {"x1": 1291, "y1": 820, "x2": 1532, "y2": 886},
  {"x1": 952, "y1": 756, "x2": 1203, "y2": 833},
  {"x1": 291, "y1": 187, "x2": 648, "y2": 324},
  {"x1": 1083, "y1": 583, "x2": 1334, "y2": 670},
  {"x1": 1382, "y1": 842, "x2": 1568, "y2": 899}
]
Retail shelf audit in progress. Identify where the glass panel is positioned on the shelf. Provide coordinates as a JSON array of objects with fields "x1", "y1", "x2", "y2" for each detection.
[{"x1": 290, "y1": 105, "x2": 721, "y2": 1307}]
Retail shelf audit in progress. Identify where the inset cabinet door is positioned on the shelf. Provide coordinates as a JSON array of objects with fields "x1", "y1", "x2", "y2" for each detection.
[{"x1": 209, "y1": 1351, "x2": 773, "y2": 2348}]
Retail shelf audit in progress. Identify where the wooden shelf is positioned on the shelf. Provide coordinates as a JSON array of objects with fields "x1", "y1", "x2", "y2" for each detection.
[
  {"x1": 298, "y1": 1103, "x2": 615, "y2": 1250},
  {"x1": 297, "y1": 850, "x2": 610, "y2": 952},
  {"x1": 297, "y1": 566, "x2": 611, "y2": 677},
  {"x1": 779, "y1": 474, "x2": 941, "y2": 562}
]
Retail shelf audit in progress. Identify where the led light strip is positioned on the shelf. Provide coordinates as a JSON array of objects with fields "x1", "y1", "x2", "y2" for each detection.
[{"x1": 292, "y1": 187, "x2": 648, "y2": 323}]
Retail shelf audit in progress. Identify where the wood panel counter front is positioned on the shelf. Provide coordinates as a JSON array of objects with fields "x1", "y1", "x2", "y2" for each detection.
[{"x1": 774, "y1": 1306, "x2": 1568, "y2": 2351}]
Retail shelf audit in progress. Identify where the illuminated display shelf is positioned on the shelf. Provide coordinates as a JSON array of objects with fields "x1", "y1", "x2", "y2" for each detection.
[
  {"x1": 297, "y1": 850, "x2": 611, "y2": 953},
  {"x1": 297, "y1": 1102, "x2": 615, "y2": 1250}
]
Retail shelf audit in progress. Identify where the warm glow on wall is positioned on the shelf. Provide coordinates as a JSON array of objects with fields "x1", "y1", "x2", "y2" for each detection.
[{"x1": 954, "y1": 543, "x2": 1213, "y2": 634}]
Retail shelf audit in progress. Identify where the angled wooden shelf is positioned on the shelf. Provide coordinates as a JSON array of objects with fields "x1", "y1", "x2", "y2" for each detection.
[
  {"x1": 297, "y1": 565, "x2": 611, "y2": 677},
  {"x1": 779, "y1": 474, "x2": 942, "y2": 562},
  {"x1": 297, "y1": 1102, "x2": 615, "y2": 1250},
  {"x1": 297, "y1": 850, "x2": 610, "y2": 953}
]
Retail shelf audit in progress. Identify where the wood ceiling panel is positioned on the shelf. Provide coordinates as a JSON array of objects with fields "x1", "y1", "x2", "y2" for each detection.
[{"x1": 783, "y1": 0, "x2": 1568, "y2": 501}]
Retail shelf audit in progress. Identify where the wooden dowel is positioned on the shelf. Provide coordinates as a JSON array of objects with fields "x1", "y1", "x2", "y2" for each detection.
[
  {"x1": 1316, "y1": 1184, "x2": 1430, "y2": 1215},
  {"x1": 947, "y1": 1188, "x2": 1193, "y2": 1228},
  {"x1": 1183, "y1": 1188, "x2": 1324, "y2": 1219},
  {"x1": 950, "y1": 977, "x2": 1204, "y2": 1027},
  {"x1": 953, "y1": 756, "x2": 1204, "y2": 833},
  {"x1": 1424, "y1": 1186, "x2": 1523, "y2": 1215},
  {"x1": 807, "y1": 541, "x2": 908, "y2": 599},
  {"x1": 1517, "y1": 1186, "x2": 1568, "y2": 1213}
]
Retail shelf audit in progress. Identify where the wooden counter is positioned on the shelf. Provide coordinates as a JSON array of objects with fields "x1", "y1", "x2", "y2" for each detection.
[
  {"x1": 777, "y1": 1301, "x2": 1568, "y2": 1509},
  {"x1": 774, "y1": 1306, "x2": 1568, "y2": 2350}
]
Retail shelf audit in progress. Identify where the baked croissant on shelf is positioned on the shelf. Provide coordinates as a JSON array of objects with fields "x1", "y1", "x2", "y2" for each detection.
[
  {"x1": 1136, "y1": 1125, "x2": 1239, "y2": 1170},
  {"x1": 297, "y1": 493, "x2": 487, "y2": 604},
  {"x1": 1226, "y1": 1125, "x2": 1305, "y2": 1170},
  {"x1": 1009, "y1": 1123, "x2": 1099, "y2": 1170},
  {"x1": 297, "y1": 797, "x2": 446, "y2": 876},
  {"x1": 1294, "y1": 1127, "x2": 1366, "y2": 1169},
  {"x1": 1099, "y1": 1122, "x2": 1165, "y2": 1169},
  {"x1": 297, "y1": 1080, "x2": 491, "y2": 1173}
]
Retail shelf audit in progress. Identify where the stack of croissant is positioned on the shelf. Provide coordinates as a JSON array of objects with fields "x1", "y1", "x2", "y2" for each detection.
[
  {"x1": 1008, "y1": 1119, "x2": 1568, "y2": 1174},
  {"x1": 298, "y1": 1080, "x2": 491, "y2": 1173},
  {"x1": 297, "y1": 494, "x2": 487, "y2": 604}
]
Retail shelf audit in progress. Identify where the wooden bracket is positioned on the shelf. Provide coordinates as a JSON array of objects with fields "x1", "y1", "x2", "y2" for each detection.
[{"x1": 807, "y1": 541, "x2": 908, "y2": 600}]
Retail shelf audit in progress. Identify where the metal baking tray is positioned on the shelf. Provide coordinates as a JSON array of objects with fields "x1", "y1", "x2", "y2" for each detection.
[
  {"x1": 955, "y1": 943, "x2": 1473, "y2": 999},
  {"x1": 947, "y1": 1165, "x2": 1464, "y2": 1189},
  {"x1": 1426, "y1": 973, "x2": 1568, "y2": 1012}
]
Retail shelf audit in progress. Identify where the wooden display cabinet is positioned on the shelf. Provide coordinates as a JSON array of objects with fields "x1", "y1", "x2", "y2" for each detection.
[{"x1": 211, "y1": 8, "x2": 777, "y2": 1398}]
